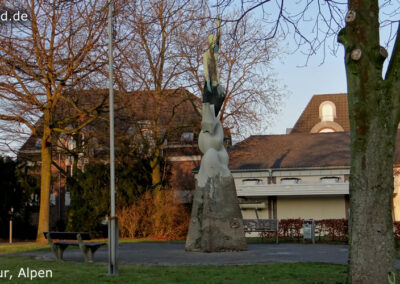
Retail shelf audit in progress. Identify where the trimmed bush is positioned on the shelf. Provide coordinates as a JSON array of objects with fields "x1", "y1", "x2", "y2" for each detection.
[
  {"x1": 118, "y1": 189, "x2": 190, "y2": 240},
  {"x1": 276, "y1": 218, "x2": 349, "y2": 242}
]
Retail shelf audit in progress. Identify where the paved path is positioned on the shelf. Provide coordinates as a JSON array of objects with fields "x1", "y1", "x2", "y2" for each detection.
[{"x1": 15, "y1": 242, "x2": 400, "y2": 268}]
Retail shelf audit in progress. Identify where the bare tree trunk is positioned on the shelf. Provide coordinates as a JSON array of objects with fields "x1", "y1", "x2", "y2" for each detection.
[
  {"x1": 348, "y1": 120, "x2": 396, "y2": 283},
  {"x1": 338, "y1": 1, "x2": 397, "y2": 281},
  {"x1": 338, "y1": 1, "x2": 399, "y2": 282},
  {"x1": 150, "y1": 146, "x2": 162, "y2": 190},
  {"x1": 36, "y1": 122, "x2": 52, "y2": 242},
  {"x1": 0, "y1": 1, "x2": 107, "y2": 243}
]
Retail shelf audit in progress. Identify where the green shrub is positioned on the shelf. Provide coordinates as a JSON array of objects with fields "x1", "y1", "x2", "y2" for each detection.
[{"x1": 66, "y1": 154, "x2": 152, "y2": 237}]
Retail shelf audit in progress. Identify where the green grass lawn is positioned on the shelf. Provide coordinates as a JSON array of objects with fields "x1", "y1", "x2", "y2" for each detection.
[
  {"x1": 0, "y1": 243, "x2": 49, "y2": 255},
  {"x1": 3, "y1": 240, "x2": 400, "y2": 283},
  {"x1": 0, "y1": 256, "x2": 347, "y2": 284}
]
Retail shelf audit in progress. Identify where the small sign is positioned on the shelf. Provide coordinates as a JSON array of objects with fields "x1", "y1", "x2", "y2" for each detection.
[{"x1": 303, "y1": 219, "x2": 315, "y2": 244}]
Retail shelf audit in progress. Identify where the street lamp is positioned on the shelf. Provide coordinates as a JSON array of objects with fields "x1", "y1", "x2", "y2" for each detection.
[{"x1": 107, "y1": 0, "x2": 118, "y2": 275}]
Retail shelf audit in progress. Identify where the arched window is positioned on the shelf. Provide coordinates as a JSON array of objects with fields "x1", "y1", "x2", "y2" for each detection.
[
  {"x1": 319, "y1": 128, "x2": 335, "y2": 133},
  {"x1": 320, "y1": 102, "x2": 335, "y2": 121}
]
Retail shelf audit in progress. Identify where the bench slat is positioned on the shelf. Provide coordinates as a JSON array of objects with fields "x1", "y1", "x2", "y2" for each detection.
[
  {"x1": 54, "y1": 241, "x2": 80, "y2": 246},
  {"x1": 44, "y1": 232, "x2": 91, "y2": 240},
  {"x1": 83, "y1": 242, "x2": 106, "y2": 247}
]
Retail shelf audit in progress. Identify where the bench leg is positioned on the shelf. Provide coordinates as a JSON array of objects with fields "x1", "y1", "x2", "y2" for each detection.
[
  {"x1": 51, "y1": 244, "x2": 68, "y2": 261},
  {"x1": 87, "y1": 247, "x2": 99, "y2": 263},
  {"x1": 79, "y1": 244, "x2": 89, "y2": 263},
  {"x1": 79, "y1": 245, "x2": 100, "y2": 263}
]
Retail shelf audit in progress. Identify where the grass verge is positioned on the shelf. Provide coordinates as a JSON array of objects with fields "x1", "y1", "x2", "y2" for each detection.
[
  {"x1": 0, "y1": 239, "x2": 186, "y2": 255},
  {"x1": 0, "y1": 256, "x2": 347, "y2": 284},
  {"x1": 0, "y1": 243, "x2": 49, "y2": 255}
]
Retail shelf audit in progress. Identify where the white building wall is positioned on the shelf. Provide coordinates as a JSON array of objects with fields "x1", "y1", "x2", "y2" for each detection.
[
  {"x1": 241, "y1": 209, "x2": 269, "y2": 219},
  {"x1": 277, "y1": 196, "x2": 346, "y2": 219}
]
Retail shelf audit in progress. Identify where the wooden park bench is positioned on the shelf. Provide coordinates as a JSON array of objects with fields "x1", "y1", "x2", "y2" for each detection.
[
  {"x1": 243, "y1": 219, "x2": 280, "y2": 244},
  {"x1": 44, "y1": 232, "x2": 105, "y2": 263}
]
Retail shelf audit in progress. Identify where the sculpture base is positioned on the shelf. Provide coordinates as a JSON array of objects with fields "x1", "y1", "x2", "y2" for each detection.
[{"x1": 185, "y1": 174, "x2": 247, "y2": 252}]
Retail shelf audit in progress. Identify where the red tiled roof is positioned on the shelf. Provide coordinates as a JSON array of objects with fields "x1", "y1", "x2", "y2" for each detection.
[
  {"x1": 291, "y1": 93, "x2": 349, "y2": 133},
  {"x1": 229, "y1": 131, "x2": 400, "y2": 170},
  {"x1": 229, "y1": 132, "x2": 351, "y2": 170}
]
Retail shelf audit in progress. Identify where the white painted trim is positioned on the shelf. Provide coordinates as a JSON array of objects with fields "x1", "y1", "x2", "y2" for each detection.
[
  {"x1": 229, "y1": 169, "x2": 350, "y2": 178},
  {"x1": 236, "y1": 183, "x2": 349, "y2": 196},
  {"x1": 310, "y1": 121, "x2": 344, "y2": 133}
]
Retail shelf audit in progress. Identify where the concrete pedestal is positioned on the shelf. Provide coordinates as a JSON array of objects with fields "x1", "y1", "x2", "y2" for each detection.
[{"x1": 185, "y1": 174, "x2": 247, "y2": 252}]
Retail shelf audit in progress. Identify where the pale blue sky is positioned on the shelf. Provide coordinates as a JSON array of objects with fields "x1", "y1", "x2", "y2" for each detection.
[
  {"x1": 267, "y1": 47, "x2": 347, "y2": 134},
  {"x1": 256, "y1": 0, "x2": 397, "y2": 135},
  {"x1": 219, "y1": 0, "x2": 350, "y2": 135}
]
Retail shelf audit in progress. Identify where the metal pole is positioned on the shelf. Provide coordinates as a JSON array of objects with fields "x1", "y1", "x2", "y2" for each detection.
[
  {"x1": 107, "y1": 0, "x2": 118, "y2": 275},
  {"x1": 58, "y1": 153, "x2": 61, "y2": 221},
  {"x1": 9, "y1": 207, "x2": 13, "y2": 244},
  {"x1": 9, "y1": 220, "x2": 12, "y2": 244}
]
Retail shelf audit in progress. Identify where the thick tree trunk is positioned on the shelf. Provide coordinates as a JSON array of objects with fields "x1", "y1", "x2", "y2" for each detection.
[
  {"x1": 338, "y1": 1, "x2": 397, "y2": 282},
  {"x1": 348, "y1": 120, "x2": 396, "y2": 283},
  {"x1": 36, "y1": 123, "x2": 52, "y2": 242},
  {"x1": 150, "y1": 97, "x2": 163, "y2": 190}
]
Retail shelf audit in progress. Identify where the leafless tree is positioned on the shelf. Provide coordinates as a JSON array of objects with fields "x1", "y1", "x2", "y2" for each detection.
[
  {"x1": 178, "y1": 12, "x2": 283, "y2": 139},
  {"x1": 0, "y1": 0, "x2": 109, "y2": 241},
  {"x1": 115, "y1": 0, "x2": 284, "y2": 188}
]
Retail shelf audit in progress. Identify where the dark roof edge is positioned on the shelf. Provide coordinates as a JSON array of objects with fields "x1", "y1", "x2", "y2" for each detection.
[
  {"x1": 193, "y1": 166, "x2": 351, "y2": 174},
  {"x1": 230, "y1": 166, "x2": 350, "y2": 172}
]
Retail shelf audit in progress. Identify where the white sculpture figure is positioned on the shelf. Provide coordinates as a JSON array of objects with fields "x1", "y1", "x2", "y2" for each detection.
[
  {"x1": 203, "y1": 29, "x2": 220, "y2": 93},
  {"x1": 202, "y1": 19, "x2": 225, "y2": 117},
  {"x1": 197, "y1": 19, "x2": 229, "y2": 187},
  {"x1": 197, "y1": 104, "x2": 230, "y2": 188},
  {"x1": 185, "y1": 18, "x2": 247, "y2": 253}
]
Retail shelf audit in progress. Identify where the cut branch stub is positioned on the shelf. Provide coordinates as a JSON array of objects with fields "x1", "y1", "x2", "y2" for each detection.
[
  {"x1": 351, "y1": 49, "x2": 362, "y2": 61},
  {"x1": 345, "y1": 10, "x2": 356, "y2": 23},
  {"x1": 380, "y1": 46, "x2": 388, "y2": 58}
]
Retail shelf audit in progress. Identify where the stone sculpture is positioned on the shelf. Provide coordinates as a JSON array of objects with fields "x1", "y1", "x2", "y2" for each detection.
[{"x1": 185, "y1": 19, "x2": 247, "y2": 252}]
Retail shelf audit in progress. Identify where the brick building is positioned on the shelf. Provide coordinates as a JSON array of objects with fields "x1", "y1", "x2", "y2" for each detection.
[{"x1": 18, "y1": 88, "x2": 206, "y2": 228}]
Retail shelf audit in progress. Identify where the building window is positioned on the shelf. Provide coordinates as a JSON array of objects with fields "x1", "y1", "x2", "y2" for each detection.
[
  {"x1": 320, "y1": 177, "x2": 341, "y2": 184},
  {"x1": 319, "y1": 101, "x2": 336, "y2": 122},
  {"x1": 137, "y1": 120, "x2": 154, "y2": 146},
  {"x1": 50, "y1": 193, "x2": 56, "y2": 206},
  {"x1": 29, "y1": 193, "x2": 39, "y2": 206},
  {"x1": 319, "y1": 128, "x2": 335, "y2": 133},
  {"x1": 26, "y1": 161, "x2": 35, "y2": 167},
  {"x1": 242, "y1": 179, "x2": 264, "y2": 185},
  {"x1": 34, "y1": 138, "x2": 42, "y2": 148},
  {"x1": 65, "y1": 192, "x2": 71, "y2": 207},
  {"x1": 181, "y1": 132, "x2": 194, "y2": 143},
  {"x1": 280, "y1": 178, "x2": 302, "y2": 184}
]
